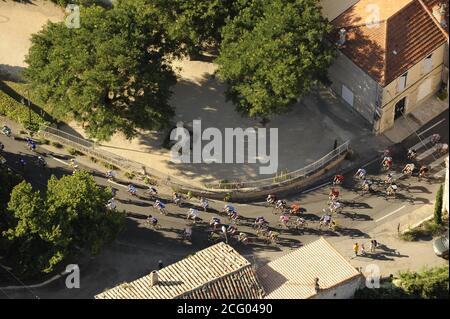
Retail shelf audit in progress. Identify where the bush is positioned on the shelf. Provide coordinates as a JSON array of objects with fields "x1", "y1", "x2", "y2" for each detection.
[
  {"x1": 355, "y1": 267, "x2": 449, "y2": 299},
  {"x1": 437, "y1": 89, "x2": 448, "y2": 101},
  {"x1": 434, "y1": 185, "x2": 443, "y2": 225},
  {"x1": 142, "y1": 176, "x2": 158, "y2": 186},
  {"x1": 400, "y1": 220, "x2": 445, "y2": 241},
  {"x1": 39, "y1": 138, "x2": 50, "y2": 145},
  {"x1": 397, "y1": 267, "x2": 449, "y2": 299},
  {"x1": 223, "y1": 192, "x2": 232, "y2": 202},
  {"x1": 68, "y1": 148, "x2": 78, "y2": 156},
  {"x1": 102, "y1": 162, "x2": 118, "y2": 171},
  {"x1": 124, "y1": 172, "x2": 136, "y2": 180},
  {"x1": 67, "y1": 148, "x2": 84, "y2": 157},
  {"x1": 51, "y1": 141, "x2": 63, "y2": 149},
  {"x1": 89, "y1": 156, "x2": 98, "y2": 163}
]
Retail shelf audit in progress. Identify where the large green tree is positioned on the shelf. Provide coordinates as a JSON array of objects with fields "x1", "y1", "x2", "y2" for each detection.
[
  {"x1": 216, "y1": 0, "x2": 335, "y2": 120},
  {"x1": 154, "y1": 0, "x2": 251, "y2": 55},
  {"x1": 24, "y1": 1, "x2": 177, "y2": 141},
  {"x1": 1, "y1": 171, "x2": 124, "y2": 277}
]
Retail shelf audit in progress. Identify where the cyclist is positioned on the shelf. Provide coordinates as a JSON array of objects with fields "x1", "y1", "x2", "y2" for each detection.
[
  {"x1": 431, "y1": 133, "x2": 441, "y2": 145},
  {"x1": 275, "y1": 199, "x2": 287, "y2": 213},
  {"x1": 361, "y1": 179, "x2": 373, "y2": 195},
  {"x1": 294, "y1": 217, "x2": 308, "y2": 229},
  {"x1": 1, "y1": 125, "x2": 11, "y2": 137},
  {"x1": 199, "y1": 197, "x2": 209, "y2": 211},
  {"x1": 147, "y1": 215, "x2": 158, "y2": 228},
  {"x1": 182, "y1": 227, "x2": 192, "y2": 241},
  {"x1": 237, "y1": 232, "x2": 249, "y2": 244},
  {"x1": 386, "y1": 183, "x2": 398, "y2": 198},
  {"x1": 153, "y1": 200, "x2": 166, "y2": 215},
  {"x1": 319, "y1": 212, "x2": 332, "y2": 229},
  {"x1": 186, "y1": 208, "x2": 199, "y2": 224},
  {"x1": 333, "y1": 174, "x2": 345, "y2": 186},
  {"x1": 329, "y1": 201, "x2": 343, "y2": 214},
  {"x1": 106, "y1": 198, "x2": 117, "y2": 210},
  {"x1": 289, "y1": 203, "x2": 301, "y2": 215},
  {"x1": 19, "y1": 158, "x2": 26, "y2": 169},
  {"x1": 227, "y1": 224, "x2": 238, "y2": 237},
  {"x1": 0, "y1": 141, "x2": 4, "y2": 151},
  {"x1": 146, "y1": 186, "x2": 158, "y2": 199},
  {"x1": 355, "y1": 168, "x2": 367, "y2": 180},
  {"x1": 210, "y1": 217, "x2": 221, "y2": 231},
  {"x1": 381, "y1": 156, "x2": 393, "y2": 170},
  {"x1": 279, "y1": 214, "x2": 290, "y2": 228},
  {"x1": 385, "y1": 173, "x2": 394, "y2": 185},
  {"x1": 37, "y1": 156, "x2": 47, "y2": 168},
  {"x1": 172, "y1": 192, "x2": 182, "y2": 206},
  {"x1": 407, "y1": 149, "x2": 417, "y2": 160},
  {"x1": 105, "y1": 170, "x2": 115, "y2": 180},
  {"x1": 402, "y1": 163, "x2": 415, "y2": 175},
  {"x1": 254, "y1": 216, "x2": 267, "y2": 230},
  {"x1": 329, "y1": 188, "x2": 340, "y2": 201},
  {"x1": 266, "y1": 194, "x2": 277, "y2": 205},
  {"x1": 223, "y1": 204, "x2": 235, "y2": 214},
  {"x1": 127, "y1": 184, "x2": 137, "y2": 196},
  {"x1": 418, "y1": 165, "x2": 428, "y2": 180}
]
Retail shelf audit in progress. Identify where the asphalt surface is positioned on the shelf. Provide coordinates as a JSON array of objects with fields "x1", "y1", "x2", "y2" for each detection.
[{"x1": 0, "y1": 109, "x2": 448, "y2": 298}]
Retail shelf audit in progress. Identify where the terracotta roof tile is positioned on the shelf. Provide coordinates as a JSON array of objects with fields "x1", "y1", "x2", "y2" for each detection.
[
  {"x1": 331, "y1": 0, "x2": 448, "y2": 86},
  {"x1": 95, "y1": 242, "x2": 265, "y2": 299},
  {"x1": 257, "y1": 237, "x2": 362, "y2": 299}
]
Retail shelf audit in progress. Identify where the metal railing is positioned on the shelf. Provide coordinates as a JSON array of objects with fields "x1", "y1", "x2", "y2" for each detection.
[
  {"x1": 38, "y1": 125, "x2": 350, "y2": 192},
  {"x1": 204, "y1": 140, "x2": 351, "y2": 190},
  {"x1": 38, "y1": 125, "x2": 186, "y2": 185}
]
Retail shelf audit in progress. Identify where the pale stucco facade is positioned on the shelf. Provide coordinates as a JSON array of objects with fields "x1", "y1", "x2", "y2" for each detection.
[{"x1": 375, "y1": 44, "x2": 447, "y2": 132}]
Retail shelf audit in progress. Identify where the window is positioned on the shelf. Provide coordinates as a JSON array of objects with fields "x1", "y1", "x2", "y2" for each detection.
[
  {"x1": 341, "y1": 85, "x2": 354, "y2": 106},
  {"x1": 423, "y1": 54, "x2": 433, "y2": 74},
  {"x1": 397, "y1": 72, "x2": 408, "y2": 92}
]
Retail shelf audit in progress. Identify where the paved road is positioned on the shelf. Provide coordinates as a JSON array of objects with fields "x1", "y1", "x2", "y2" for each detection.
[{"x1": 0, "y1": 109, "x2": 448, "y2": 298}]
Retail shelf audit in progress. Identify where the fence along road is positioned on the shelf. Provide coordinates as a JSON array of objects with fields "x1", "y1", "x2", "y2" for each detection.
[{"x1": 38, "y1": 125, "x2": 350, "y2": 192}]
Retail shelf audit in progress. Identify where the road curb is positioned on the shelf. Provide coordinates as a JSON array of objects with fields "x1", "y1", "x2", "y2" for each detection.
[{"x1": 0, "y1": 269, "x2": 69, "y2": 290}]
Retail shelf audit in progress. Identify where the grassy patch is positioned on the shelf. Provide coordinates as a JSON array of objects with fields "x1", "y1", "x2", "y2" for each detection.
[{"x1": 400, "y1": 220, "x2": 446, "y2": 241}]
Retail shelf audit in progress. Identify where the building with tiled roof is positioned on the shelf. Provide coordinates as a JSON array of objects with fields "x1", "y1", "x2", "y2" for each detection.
[
  {"x1": 257, "y1": 237, "x2": 363, "y2": 299},
  {"x1": 326, "y1": 0, "x2": 448, "y2": 133},
  {"x1": 95, "y1": 242, "x2": 265, "y2": 299}
]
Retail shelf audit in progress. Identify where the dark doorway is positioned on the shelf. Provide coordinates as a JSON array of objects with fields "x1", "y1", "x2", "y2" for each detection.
[{"x1": 394, "y1": 97, "x2": 406, "y2": 121}]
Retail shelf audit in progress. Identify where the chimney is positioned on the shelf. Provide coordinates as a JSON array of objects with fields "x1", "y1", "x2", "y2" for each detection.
[
  {"x1": 150, "y1": 270, "x2": 159, "y2": 287},
  {"x1": 433, "y1": 3, "x2": 448, "y2": 27},
  {"x1": 314, "y1": 277, "x2": 320, "y2": 293},
  {"x1": 338, "y1": 28, "x2": 347, "y2": 46}
]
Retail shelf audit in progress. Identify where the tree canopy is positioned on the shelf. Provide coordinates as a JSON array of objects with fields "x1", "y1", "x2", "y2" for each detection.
[
  {"x1": 216, "y1": 0, "x2": 335, "y2": 120},
  {"x1": 1, "y1": 171, "x2": 124, "y2": 277},
  {"x1": 24, "y1": 1, "x2": 177, "y2": 141},
  {"x1": 153, "y1": 0, "x2": 251, "y2": 55}
]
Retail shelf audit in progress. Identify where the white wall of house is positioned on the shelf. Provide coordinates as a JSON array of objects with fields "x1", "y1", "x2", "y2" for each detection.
[
  {"x1": 378, "y1": 44, "x2": 446, "y2": 132},
  {"x1": 311, "y1": 276, "x2": 364, "y2": 299}
]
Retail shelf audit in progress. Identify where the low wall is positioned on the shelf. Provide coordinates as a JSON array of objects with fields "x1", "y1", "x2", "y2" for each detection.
[
  {"x1": 38, "y1": 128, "x2": 349, "y2": 202},
  {"x1": 168, "y1": 153, "x2": 348, "y2": 202}
]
